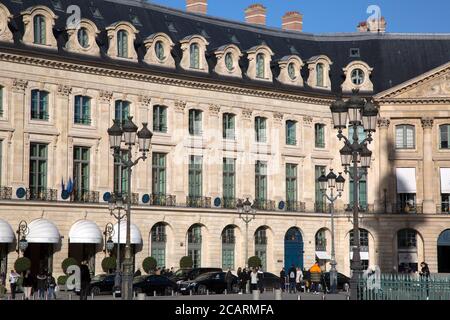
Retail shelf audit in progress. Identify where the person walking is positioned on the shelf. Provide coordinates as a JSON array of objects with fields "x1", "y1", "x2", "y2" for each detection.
[
  {"x1": 225, "y1": 269, "x2": 233, "y2": 294},
  {"x1": 279, "y1": 268, "x2": 286, "y2": 292},
  {"x1": 22, "y1": 270, "x2": 34, "y2": 300},
  {"x1": 239, "y1": 268, "x2": 247, "y2": 294},
  {"x1": 250, "y1": 268, "x2": 258, "y2": 292},
  {"x1": 46, "y1": 272, "x2": 56, "y2": 300},
  {"x1": 237, "y1": 267, "x2": 244, "y2": 294},
  {"x1": 295, "y1": 267, "x2": 303, "y2": 292},
  {"x1": 309, "y1": 261, "x2": 322, "y2": 294},
  {"x1": 8, "y1": 269, "x2": 20, "y2": 300},
  {"x1": 257, "y1": 266, "x2": 264, "y2": 293},
  {"x1": 36, "y1": 270, "x2": 47, "y2": 300},
  {"x1": 419, "y1": 262, "x2": 431, "y2": 299},
  {"x1": 80, "y1": 261, "x2": 91, "y2": 300},
  {"x1": 288, "y1": 264, "x2": 296, "y2": 293}
]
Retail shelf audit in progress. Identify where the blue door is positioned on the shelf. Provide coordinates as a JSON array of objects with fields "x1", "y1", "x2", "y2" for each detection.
[{"x1": 284, "y1": 227, "x2": 304, "y2": 271}]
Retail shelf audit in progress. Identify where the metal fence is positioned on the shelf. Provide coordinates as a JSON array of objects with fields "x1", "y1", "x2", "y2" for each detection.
[{"x1": 358, "y1": 274, "x2": 450, "y2": 300}]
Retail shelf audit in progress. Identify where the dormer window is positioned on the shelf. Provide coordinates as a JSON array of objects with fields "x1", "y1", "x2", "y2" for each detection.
[
  {"x1": 190, "y1": 43, "x2": 200, "y2": 69},
  {"x1": 117, "y1": 30, "x2": 128, "y2": 58},
  {"x1": 225, "y1": 52, "x2": 233, "y2": 71},
  {"x1": 246, "y1": 45, "x2": 274, "y2": 82},
  {"x1": 144, "y1": 33, "x2": 175, "y2": 68},
  {"x1": 351, "y1": 69, "x2": 365, "y2": 85},
  {"x1": 180, "y1": 35, "x2": 209, "y2": 73},
  {"x1": 256, "y1": 53, "x2": 265, "y2": 79},
  {"x1": 316, "y1": 63, "x2": 324, "y2": 87},
  {"x1": 277, "y1": 55, "x2": 304, "y2": 87},
  {"x1": 33, "y1": 15, "x2": 46, "y2": 44},
  {"x1": 21, "y1": 6, "x2": 58, "y2": 49},
  {"x1": 155, "y1": 41, "x2": 164, "y2": 61},
  {"x1": 307, "y1": 55, "x2": 332, "y2": 90},
  {"x1": 65, "y1": 18, "x2": 100, "y2": 56},
  {"x1": 213, "y1": 44, "x2": 242, "y2": 78},
  {"x1": 106, "y1": 21, "x2": 138, "y2": 61},
  {"x1": 288, "y1": 63, "x2": 296, "y2": 80},
  {"x1": 342, "y1": 61, "x2": 374, "y2": 92},
  {"x1": 78, "y1": 28, "x2": 89, "y2": 48}
]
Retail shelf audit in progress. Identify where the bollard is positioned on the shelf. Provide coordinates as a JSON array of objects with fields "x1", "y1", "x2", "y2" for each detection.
[
  {"x1": 224, "y1": 289, "x2": 227, "y2": 295},
  {"x1": 206, "y1": 290, "x2": 209, "y2": 296},
  {"x1": 297, "y1": 294, "x2": 301, "y2": 300},
  {"x1": 322, "y1": 293, "x2": 326, "y2": 300},
  {"x1": 190, "y1": 290, "x2": 192, "y2": 296},
  {"x1": 275, "y1": 289, "x2": 282, "y2": 300},
  {"x1": 153, "y1": 291, "x2": 156, "y2": 297},
  {"x1": 252, "y1": 290, "x2": 260, "y2": 300},
  {"x1": 69, "y1": 293, "x2": 72, "y2": 300},
  {"x1": 137, "y1": 293, "x2": 146, "y2": 301},
  {"x1": 171, "y1": 290, "x2": 174, "y2": 297},
  {"x1": 347, "y1": 294, "x2": 350, "y2": 300},
  {"x1": 91, "y1": 292, "x2": 94, "y2": 300}
]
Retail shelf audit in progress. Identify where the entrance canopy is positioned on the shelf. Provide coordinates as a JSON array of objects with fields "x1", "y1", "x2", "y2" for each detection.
[
  {"x1": 113, "y1": 221, "x2": 142, "y2": 244},
  {"x1": 27, "y1": 219, "x2": 61, "y2": 243},
  {"x1": 315, "y1": 251, "x2": 331, "y2": 260},
  {"x1": 0, "y1": 219, "x2": 14, "y2": 243},
  {"x1": 396, "y1": 168, "x2": 416, "y2": 193},
  {"x1": 69, "y1": 220, "x2": 102, "y2": 244}
]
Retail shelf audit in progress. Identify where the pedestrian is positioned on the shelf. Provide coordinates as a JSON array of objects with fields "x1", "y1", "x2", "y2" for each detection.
[
  {"x1": 309, "y1": 261, "x2": 322, "y2": 294},
  {"x1": 79, "y1": 261, "x2": 91, "y2": 300},
  {"x1": 257, "y1": 266, "x2": 264, "y2": 293},
  {"x1": 419, "y1": 262, "x2": 431, "y2": 299},
  {"x1": 225, "y1": 269, "x2": 233, "y2": 294},
  {"x1": 288, "y1": 264, "x2": 296, "y2": 293},
  {"x1": 279, "y1": 268, "x2": 286, "y2": 292},
  {"x1": 169, "y1": 267, "x2": 174, "y2": 277},
  {"x1": 22, "y1": 270, "x2": 34, "y2": 300},
  {"x1": 295, "y1": 267, "x2": 303, "y2": 292},
  {"x1": 239, "y1": 268, "x2": 247, "y2": 293},
  {"x1": 250, "y1": 268, "x2": 258, "y2": 292},
  {"x1": 36, "y1": 270, "x2": 47, "y2": 299},
  {"x1": 8, "y1": 269, "x2": 20, "y2": 300},
  {"x1": 46, "y1": 272, "x2": 56, "y2": 300}
]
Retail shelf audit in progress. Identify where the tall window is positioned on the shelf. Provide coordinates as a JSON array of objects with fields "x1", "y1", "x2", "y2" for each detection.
[
  {"x1": 188, "y1": 156, "x2": 202, "y2": 197},
  {"x1": 187, "y1": 225, "x2": 202, "y2": 268},
  {"x1": 223, "y1": 113, "x2": 235, "y2": 140},
  {"x1": 0, "y1": 86, "x2": 3, "y2": 117},
  {"x1": 33, "y1": 15, "x2": 46, "y2": 44},
  {"x1": 152, "y1": 153, "x2": 166, "y2": 195},
  {"x1": 77, "y1": 27, "x2": 89, "y2": 48},
  {"x1": 114, "y1": 150, "x2": 129, "y2": 194},
  {"x1": 115, "y1": 100, "x2": 130, "y2": 125},
  {"x1": 73, "y1": 147, "x2": 90, "y2": 200},
  {"x1": 315, "y1": 166, "x2": 326, "y2": 211},
  {"x1": 349, "y1": 229, "x2": 369, "y2": 270},
  {"x1": 31, "y1": 90, "x2": 49, "y2": 120},
  {"x1": 440, "y1": 125, "x2": 450, "y2": 149},
  {"x1": 397, "y1": 229, "x2": 418, "y2": 272},
  {"x1": 151, "y1": 223, "x2": 167, "y2": 268},
  {"x1": 223, "y1": 158, "x2": 236, "y2": 205},
  {"x1": 315, "y1": 123, "x2": 325, "y2": 148},
  {"x1": 222, "y1": 226, "x2": 235, "y2": 270},
  {"x1": 315, "y1": 229, "x2": 327, "y2": 251},
  {"x1": 256, "y1": 53, "x2": 265, "y2": 79},
  {"x1": 255, "y1": 227, "x2": 267, "y2": 270},
  {"x1": 74, "y1": 95, "x2": 91, "y2": 125},
  {"x1": 188, "y1": 109, "x2": 202, "y2": 136},
  {"x1": 316, "y1": 63, "x2": 324, "y2": 87},
  {"x1": 29, "y1": 143, "x2": 48, "y2": 198},
  {"x1": 396, "y1": 125, "x2": 415, "y2": 149},
  {"x1": 255, "y1": 161, "x2": 267, "y2": 201},
  {"x1": 153, "y1": 105, "x2": 167, "y2": 133},
  {"x1": 286, "y1": 164, "x2": 297, "y2": 206},
  {"x1": 286, "y1": 120, "x2": 297, "y2": 145},
  {"x1": 255, "y1": 117, "x2": 267, "y2": 143},
  {"x1": 190, "y1": 43, "x2": 200, "y2": 69},
  {"x1": 155, "y1": 41, "x2": 165, "y2": 61},
  {"x1": 349, "y1": 174, "x2": 367, "y2": 210},
  {"x1": 397, "y1": 229, "x2": 417, "y2": 249},
  {"x1": 117, "y1": 30, "x2": 129, "y2": 58}
]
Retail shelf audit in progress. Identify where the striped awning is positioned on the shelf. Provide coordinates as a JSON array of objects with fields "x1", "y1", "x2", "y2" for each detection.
[
  {"x1": 27, "y1": 219, "x2": 61, "y2": 244},
  {"x1": 69, "y1": 220, "x2": 102, "y2": 244},
  {"x1": 0, "y1": 219, "x2": 14, "y2": 243}
]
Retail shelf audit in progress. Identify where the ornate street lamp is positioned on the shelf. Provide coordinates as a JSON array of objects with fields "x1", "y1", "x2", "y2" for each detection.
[
  {"x1": 237, "y1": 198, "x2": 256, "y2": 268},
  {"x1": 107, "y1": 116, "x2": 152, "y2": 300},
  {"x1": 103, "y1": 223, "x2": 115, "y2": 253},
  {"x1": 16, "y1": 220, "x2": 29, "y2": 255}
]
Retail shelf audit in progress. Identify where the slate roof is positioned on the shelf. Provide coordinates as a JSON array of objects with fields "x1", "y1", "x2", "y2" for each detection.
[{"x1": 1, "y1": 0, "x2": 450, "y2": 96}]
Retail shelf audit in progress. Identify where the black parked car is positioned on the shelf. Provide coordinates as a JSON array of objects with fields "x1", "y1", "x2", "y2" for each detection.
[
  {"x1": 322, "y1": 272, "x2": 350, "y2": 291},
  {"x1": 259, "y1": 272, "x2": 282, "y2": 290},
  {"x1": 87, "y1": 274, "x2": 116, "y2": 295},
  {"x1": 170, "y1": 268, "x2": 222, "y2": 283},
  {"x1": 179, "y1": 272, "x2": 238, "y2": 295},
  {"x1": 133, "y1": 275, "x2": 178, "y2": 296}
]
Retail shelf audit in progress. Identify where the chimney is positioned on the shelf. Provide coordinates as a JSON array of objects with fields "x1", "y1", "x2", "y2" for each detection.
[
  {"x1": 357, "y1": 17, "x2": 386, "y2": 33},
  {"x1": 282, "y1": 11, "x2": 303, "y2": 32},
  {"x1": 245, "y1": 4, "x2": 267, "y2": 25},
  {"x1": 186, "y1": 0, "x2": 207, "y2": 15}
]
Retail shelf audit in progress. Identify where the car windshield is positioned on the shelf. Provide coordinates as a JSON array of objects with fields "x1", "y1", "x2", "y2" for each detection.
[
  {"x1": 193, "y1": 272, "x2": 216, "y2": 281},
  {"x1": 133, "y1": 276, "x2": 148, "y2": 284},
  {"x1": 91, "y1": 275, "x2": 106, "y2": 282}
]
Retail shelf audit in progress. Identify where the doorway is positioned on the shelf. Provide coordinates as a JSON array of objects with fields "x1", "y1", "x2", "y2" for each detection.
[{"x1": 284, "y1": 227, "x2": 304, "y2": 271}]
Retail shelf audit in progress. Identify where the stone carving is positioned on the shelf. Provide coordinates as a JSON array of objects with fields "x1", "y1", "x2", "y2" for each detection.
[
  {"x1": 241, "y1": 108, "x2": 253, "y2": 120},
  {"x1": 175, "y1": 100, "x2": 186, "y2": 112},
  {"x1": 377, "y1": 117, "x2": 391, "y2": 128},
  {"x1": 99, "y1": 90, "x2": 113, "y2": 103},
  {"x1": 421, "y1": 118, "x2": 434, "y2": 129},
  {"x1": 273, "y1": 112, "x2": 284, "y2": 124},
  {"x1": 139, "y1": 95, "x2": 152, "y2": 106},
  {"x1": 303, "y1": 115, "x2": 313, "y2": 125},
  {"x1": 209, "y1": 104, "x2": 221, "y2": 116},
  {"x1": 57, "y1": 85, "x2": 72, "y2": 97},
  {"x1": 12, "y1": 79, "x2": 28, "y2": 92}
]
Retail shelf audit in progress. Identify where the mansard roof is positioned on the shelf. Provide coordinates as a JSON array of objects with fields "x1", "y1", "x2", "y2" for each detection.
[{"x1": 2, "y1": 0, "x2": 450, "y2": 96}]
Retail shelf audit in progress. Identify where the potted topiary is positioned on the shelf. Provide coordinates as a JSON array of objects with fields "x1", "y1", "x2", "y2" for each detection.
[
  {"x1": 101, "y1": 257, "x2": 117, "y2": 274},
  {"x1": 247, "y1": 256, "x2": 262, "y2": 269},
  {"x1": 60, "y1": 257, "x2": 78, "y2": 292},
  {"x1": 142, "y1": 257, "x2": 157, "y2": 274},
  {"x1": 14, "y1": 257, "x2": 31, "y2": 274},
  {"x1": 179, "y1": 256, "x2": 193, "y2": 269}
]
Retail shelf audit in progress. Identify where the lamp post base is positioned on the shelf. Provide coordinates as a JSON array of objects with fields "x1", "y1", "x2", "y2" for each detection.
[
  {"x1": 329, "y1": 262, "x2": 338, "y2": 294},
  {"x1": 121, "y1": 259, "x2": 134, "y2": 300}
]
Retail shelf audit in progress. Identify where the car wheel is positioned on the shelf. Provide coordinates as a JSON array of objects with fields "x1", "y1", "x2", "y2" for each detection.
[
  {"x1": 90, "y1": 286, "x2": 101, "y2": 296},
  {"x1": 197, "y1": 285, "x2": 207, "y2": 295}
]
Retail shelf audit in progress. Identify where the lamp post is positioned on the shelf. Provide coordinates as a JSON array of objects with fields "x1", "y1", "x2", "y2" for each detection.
[
  {"x1": 318, "y1": 169, "x2": 345, "y2": 294},
  {"x1": 103, "y1": 223, "x2": 115, "y2": 254},
  {"x1": 107, "y1": 117, "x2": 153, "y2": 300},
  {"x1": 16, "y1": 220, "x2": 29, "y2": 255},
  {"x1": 237, "y1": 198, "x2": 256, "y2": 267},
  {"x1": 330, "y1": 89, "x2": 379, "y2": 300}
]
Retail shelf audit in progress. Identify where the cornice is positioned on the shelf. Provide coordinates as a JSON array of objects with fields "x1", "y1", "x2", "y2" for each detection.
[
  {"x1": 0, "y1": 51, "x2": 333, "y2": 106},
  {"x1": 376, "y1": 98, "x2": 450, "y2": 105}
]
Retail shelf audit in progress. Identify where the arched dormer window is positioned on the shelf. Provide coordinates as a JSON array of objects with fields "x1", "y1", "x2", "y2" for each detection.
[
  {"x1": 0, "y1": 3, "x2": 14, "y2": 42},
  {"x1": 342, "y1": 61, "x2": 374, "y2": 93},
  {"x1": 306, "y1": 55, "x2": 332, "y2": 90},
  {"x1": 21, "y1": 6, "x2": 58, "y2": 49},
  {"x1": 213, "y1": 44, "x2": 243, "y2": 78},
  {"x1": 144, "y1": 33, "x2": 175, "y2": 68},
  {"x1": 246, "y1": 45, "x2": 274, "y2": 82},
  {"x1": 106, "y1": 21, "x2": 138, "y2": 61},
  {"x1": 277, "y1": 55, "x2": 304, "y2": 87},
  {"x1": 180, "y1": 35, "x2": 209, "y2": 73},
  {"x1": 65, "y1": 19, "x2": 100, "y2": 56}
]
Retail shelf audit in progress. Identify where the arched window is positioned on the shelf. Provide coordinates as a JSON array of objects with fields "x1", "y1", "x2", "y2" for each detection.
[
  {"x1": 187, "y1": 224, "x2": 202, "y2": 268},
  {"x1": 439, "y1": 124, "x2": 450, "y2": 149},
  {"x1": 351, "y1": 69, "x2": 365, "y2": 85},
  {"x1": 255, "y1": 227, "x2": 268, "y2": 270},
  {"x1": 190, "y1": 43, "x2": 200, "y2": 69},
  {"x1": 397, "y1": 229, "x2": 417, "y2": 249},
  {"x1": 316, "y1": 63, "x2": 324, "y2": 87},
  {"x1": 33, "y1": 15, "x2": 46, "y2": 45},
  {"x1": 397, "y1": 229, "x2": 418, "y2": 272},
  {"x1": 151, "y1": 223, "x2": 167, "y2": 268},
  {"x1": 225, "y1": 52, "x2": 234, "y2": 71},
  {"x1": 288, "y1": 63, "x2": 296, "y2": 80},
  {"x1": 155, "y1": 41, "x2": 165, "y2": 61},
  {"x1": 117, "y1": 30, "x2": 129, "y2": 58},
  {"x1": 315, "y1": 229, "x2": 327, "y2": 251},
  {"x1": 31, "y1": 89, "x2": 49, "y2": 120},
  {"x1": 256, "y1": 53, "x2": 265, "y2": 78},
  {"x1": 222, "y1": 226, "x2": 235, "y2": 270},
  {"x1": 77, "y1": 27, "x2": 89, "y2": 48},
  {"x1": 349, "y1": 228, "x2": 369, "y2": 270},
  {"x1": 395, "y1": 124, "x2": 415, "y2": 149}
]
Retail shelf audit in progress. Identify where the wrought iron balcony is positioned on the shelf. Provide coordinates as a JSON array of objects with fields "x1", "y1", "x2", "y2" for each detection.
[
  {"x1": 151, "y1": 233, "x2": 167, "y2": 243},
  {"x1": 188, "y1": 234, "x2": 202, "y2": 244},
  {"x1": 394, "y1": 202, "x2": 423, "y2": 214},
  {"x1": 26, "y1": 188, "x2": 57, "y2": 201},
  {"x1": 186, "y1": 196, "x2": 211, "y2": 208},
  {"x1": 286, "y1": 201, "x2": 306, "y2": 212},
  {"x1": 314, "y1": 202, "x2": 329, "y2": 213},
  {"x1": 222, "y1": 235, "x2": 235, "y2": 244},
  {"x1": 437, "y1": 202, "x2": 450, "y2": 214},
  {"x1": 149, "y1": 194, "x2": 176, "y2": 207},
  {"x1": 71, "y1": 191, "x2": 99, "y2": 203},
  {"x1": 255, "y1": 236, "x2": 267, "y2": 245},
  {"x1": 222, "y1": 197, "x2": 241, "y2": 209},
  {"x1": 253, "y1": 199, "x2": 276, "y2": 211},
  {"x1": 345, "y1": 204, "x2": 374, "y2": 213},
  {"x1": 0, "y1": 187, "x2": 12, "y2": 200}
]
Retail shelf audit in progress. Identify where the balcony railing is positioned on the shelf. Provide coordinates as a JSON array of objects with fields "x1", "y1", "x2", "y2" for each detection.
[
  {"x1": 222, "y1": 235, "x2": 236, "y2": 244},
  {"x1": 286, "y1": 201, "x2": 306, "y2": 212},
  {"x1": 221, "y1": 198, "x2": 243, "y2": 209},
  {"x1": 255, "y1": 236, "x2": 267, "y2": 245},
  {"x1": 188, "y1": 235, "x2": 202, "y2": 244},
  {"x1": 149, "y1": 194, "x2": 176, "y2": 207},
  {"x1": 437, "y1": 202, "x2": 450, "y2": 214},
  {"x1": 0, "y1": 187, "x2": 12, "y2": 200},
  {"x1": 345, "y1": 204, "x2": 374, "y2": 213},
  {"x1": 151, "y1": 233, "x2": 167, "y2": 243},
  {"x1": 315, "y1": 202, "x2": 330, "y2": 213},
  {"x1": 394, "y1": 202, "x2": 423, "y2": 214},
  {"x1": 186, "y1": 196, "x2": 211, "y2": 208},
  {"x1": 70, "y1": 191, "x2": 99, "y2": 203},
  {"x1": 253, "y1": 199, "x2": 276, "y2": 211},
  {"x1": 27, "y1": 188, "x2": 57, "y2": 201}
]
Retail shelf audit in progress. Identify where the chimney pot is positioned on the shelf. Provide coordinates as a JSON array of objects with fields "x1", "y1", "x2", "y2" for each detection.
[
  {"x1": 186, "y1": 0, "x2": 207, "y2": 15},
  {"x1": 245, "y1": 3, "x2": 267, "y2": 26},
  {"x1": 282, "y1": 11, "x2": 303, "y2": 32},
  {"x1": 357, "y1": 17, "x2": 386, "y2": 33}
]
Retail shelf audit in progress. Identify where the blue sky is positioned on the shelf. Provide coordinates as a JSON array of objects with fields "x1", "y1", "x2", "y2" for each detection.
[{"x1": 150, "y1": 0, "x2": 450, "y2": 33}]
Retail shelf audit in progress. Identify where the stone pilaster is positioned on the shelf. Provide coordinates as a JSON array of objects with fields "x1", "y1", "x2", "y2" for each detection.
[
  {"x1": 377, "y1": 117, "x2": 390, "y2": 213},
  {"x1": 302, "y1": 115, "x2": 314, "y2": 211},
  {"x1": 97, "y1": 90, "x2": 113, "y2": 194},
  {"x1": 241, "y1": 108, "x2": 253, "y2": 198},
  {"x1": 272, "y1": 112, "x2": 284, "y2": 203},
  {"x1": 208, "y1": 104, "x2": 221, "y2": 199},
  {"x1": 56, "y1": 85, "x2": 71, "y2": 192},
  {"x1": 173, "y1": 100, "x2": 187, "y2": 203},
  {"x1": 421, "y1": 118, "x2": 435, "y2": 214}
]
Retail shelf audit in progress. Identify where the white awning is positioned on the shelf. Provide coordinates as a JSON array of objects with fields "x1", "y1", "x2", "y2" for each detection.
[
  {"x1": 398, "y1": 252, "x2": 418, "y2": 264},
  {"x1": 315, "y1": 251, "x2": 331, "y2": 260},
  {"x1": 27, "y1": 219, "x2": 61, "y2": 244},
  {"x1": 350, "y1": 251, "x2": 369, "y2": 260},
  {"x1": 440, "y1": 168, "x2": 450, "y2": 193},
  {"x1": 113, "y1": 221, "x2": 142, "y2": 245},
  {"x1": 0, "y1": 219, "x2": 14, "y2": 243},
  {"x1": 396, "y1": 168, "x2": 417, "y2": 193},
  {"x1": 69, "y1": 220, "x2": 102, "y2": 244}
]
